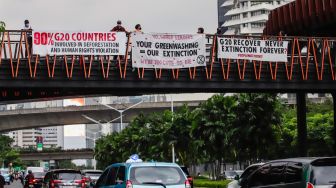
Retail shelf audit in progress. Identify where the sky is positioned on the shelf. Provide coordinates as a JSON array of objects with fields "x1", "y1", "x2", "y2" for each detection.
[{"x1": 0, "y1": 0, "x2": 218, "y2": 33}]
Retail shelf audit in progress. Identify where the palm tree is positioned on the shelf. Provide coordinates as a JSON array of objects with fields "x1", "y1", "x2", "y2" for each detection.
[
  {"x1": 233, "y1": 93, "x2": 281, "y2": 162},
  {"x1": 191, "y1": 94, "x2": 237, "y2": 179}
]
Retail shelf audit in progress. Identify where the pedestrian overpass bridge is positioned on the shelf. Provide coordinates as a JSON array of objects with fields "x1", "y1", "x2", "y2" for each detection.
[
  {"x1": 1, "y1": 31, "x2": 336, "y2": 103},
  {"x1": 2, "y1": 30, "x2": 336, "y2": 157}
]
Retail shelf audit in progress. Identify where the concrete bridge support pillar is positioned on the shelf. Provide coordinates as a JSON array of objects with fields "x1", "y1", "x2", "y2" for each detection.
[
  {"x1": 332, "y1": 93, "x2": 336, "y2": 155},
  {"x1": 296, "y1": 92, "x2": 307, "y2": 157}
]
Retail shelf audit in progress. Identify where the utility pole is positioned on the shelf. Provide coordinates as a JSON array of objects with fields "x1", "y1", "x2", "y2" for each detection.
[
  {"x1": 82, "y1": 115, "x2": 123, "y2": 170},
  {"x1": 171, "y1": 94, "x2": 175, "y2": 163}
]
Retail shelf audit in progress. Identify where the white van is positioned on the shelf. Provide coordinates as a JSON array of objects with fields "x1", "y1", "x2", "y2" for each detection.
[{"x1": 25, "y1": 167, "x2": 44, "y2": 176}]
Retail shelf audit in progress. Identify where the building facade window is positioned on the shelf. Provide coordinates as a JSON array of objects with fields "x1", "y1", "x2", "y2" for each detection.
[
  {"x1": 251, "y1": 22, "x2": 266, "y2": 28},
  {"x1": 231, "y1": 15, "x2": 240, "y2": 20},
  {"x1": 251, "y1": 10, "x2": 269, "y2": 17}
]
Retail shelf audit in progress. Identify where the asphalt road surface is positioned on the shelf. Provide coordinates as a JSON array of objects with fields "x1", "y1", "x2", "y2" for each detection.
[{"x1": 5, "y1": 180, "x2": 23, "y2": 188}]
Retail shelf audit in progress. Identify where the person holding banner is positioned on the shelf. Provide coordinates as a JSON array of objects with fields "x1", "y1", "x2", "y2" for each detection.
[
  {"x1": 197, "y1": 27, "x2": 204, "y2": 34},
  {"x1": 216, "y1": 27, "x2": 222, "y2": 35},
  {"x1": 111, "y1": 20, "x2": 128, "y2": 33},
  {"x1": 134, "y1": 24, "x2": 143, "y2": 34},
  {"x1": 22, "y1": 20, "x2": 32, "y2": 58},
  {"x1": 111, "y1": 20, "x2": 128, "y2": 64}
]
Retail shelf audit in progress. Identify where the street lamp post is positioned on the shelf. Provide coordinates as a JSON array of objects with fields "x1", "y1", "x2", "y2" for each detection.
[
  {"x1": 82, "y1": 115, "x2": 123, "y2": 170},
  {"x1": 95, "y1": 99, "x2": 144, "y2": 128},
  {"x1": 85, "y1": 134, "x2": 99, "y2": 170},
  {"x1": 82, "y1": 114, "x2": 123, "y2": 127},
  {"x1": 171, "y1": 95, "x2": 175, "y2": 163}
]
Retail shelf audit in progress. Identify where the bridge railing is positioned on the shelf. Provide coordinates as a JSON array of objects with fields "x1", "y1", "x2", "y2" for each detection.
[{"x1": 1, "y1": 30, "x2": 336, "y2": 81}]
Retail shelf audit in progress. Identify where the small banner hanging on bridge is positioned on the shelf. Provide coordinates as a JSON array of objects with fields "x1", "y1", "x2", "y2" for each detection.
[
  {"x1": 33, "y1": 31, "x2": 127, "y2": 56},
  {"x1": 217, "y1": 38, "x2": 289, "y2": 62},
  {"x1": 131, "y1": 33, "x2": 206, "y2": 69}
]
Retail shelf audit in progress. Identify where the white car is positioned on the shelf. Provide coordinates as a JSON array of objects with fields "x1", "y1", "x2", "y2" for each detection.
[{"x1": 227, "y1": 163, "x2": 264, "y2": 188}]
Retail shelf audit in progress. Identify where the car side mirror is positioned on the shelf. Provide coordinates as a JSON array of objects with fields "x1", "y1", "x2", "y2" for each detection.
[{"x1": 234, "y1": 175, "x2": 240, "y2": 180}]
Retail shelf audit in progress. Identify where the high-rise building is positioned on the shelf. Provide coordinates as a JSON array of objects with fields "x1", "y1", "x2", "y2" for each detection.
[
  {"x1": 5, "y1": 128, "x2": 42, "y2": 148},
  {"x1": 218, "y1": 0, "x2": 235, "y2": 33},
  {"x1": 218, "y1": 0, "x2": 294, "y2": 35},
  {"x1": 41, "y1": 127, "x2": 64, "y2": 148}
]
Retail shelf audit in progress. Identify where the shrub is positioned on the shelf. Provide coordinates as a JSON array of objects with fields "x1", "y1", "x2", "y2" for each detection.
[{"x1": 193, "y1": 179, "x2": 231, "y2": 188}]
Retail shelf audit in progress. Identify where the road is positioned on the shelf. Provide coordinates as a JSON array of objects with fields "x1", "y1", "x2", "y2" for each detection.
[{"x1": 6, "y1": 180, "x2": 23, "y2": 188}]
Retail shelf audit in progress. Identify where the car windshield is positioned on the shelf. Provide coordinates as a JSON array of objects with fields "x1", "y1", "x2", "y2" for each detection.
[
  {"x1": 34, "y1": 172, "x2": 46, "y2": 178},
  {"x1": 55, "y1": 172, "x2": 82, "y2": 180},
  {"x1": 85, "y1": 173, "x2": 101, "y2": 177},
  {"x1": 311, "y1": 165, "x2": 336, "y2": 185},
  {"x1": 130, "y1": 166, "x2": 185, "y2": 185}
]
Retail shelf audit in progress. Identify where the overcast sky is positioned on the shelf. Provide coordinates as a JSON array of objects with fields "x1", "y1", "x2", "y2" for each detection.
[{"x1": 1, "y1": 0, "x2": 218, "y2": 33}]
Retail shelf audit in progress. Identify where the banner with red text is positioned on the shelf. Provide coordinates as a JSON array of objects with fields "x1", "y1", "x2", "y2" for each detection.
[
  {"x1": 131, "y1": 33, "x2": 206, "y2": 69},
  {"x1": 33, "y1": 31, "x2": 127, "y2": 56},
  {"x1": 217, "y1": 38, "x2": 289, "y2": 62}
]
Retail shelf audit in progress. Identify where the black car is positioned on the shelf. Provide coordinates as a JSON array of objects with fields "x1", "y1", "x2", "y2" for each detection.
[
  {"x1": 81, "y1": 170, "x2": 102, "y2": 187},
  {"x1": 33, "y1": 172, "x2": 46, "y2": 188},
  {"x1": 240, "y1": 157, "x2": 336, "y2": 188},
  {"x1": 42, "y1": 169, "x2": 85, "y2": 188},
  {"x1": 180, "y1": 166, "x2": 193, "y2": 188}
]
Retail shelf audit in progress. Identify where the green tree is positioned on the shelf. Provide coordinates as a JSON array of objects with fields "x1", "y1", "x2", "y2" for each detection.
[
  {"x1": 95, "y1": 132, "x2": 123, "y2": 169},
  {"x1": 95, "y1": 93, "x2": 283, "y2": 175},
  {"x1": 191, "y1": 94, "x2": 238, "y2": 179},
  {"x1": 277, "y1": 105, "x2": 297, "y2": 158},
  {"x1": 165, "y1": 105, "x2": 200, "y2": 167},
  {"x1": 232, "y1": 93, "x2": 282, "y2": 162},
  {"x1": 0, "y1": 135, "x2": 21, "y2": 167},
  {"x1": 279, "y1": 99, "x2": 335, "y2": 157},
  {"x1": 0, "y1": 21, "x2": 5, "y2": 31}
]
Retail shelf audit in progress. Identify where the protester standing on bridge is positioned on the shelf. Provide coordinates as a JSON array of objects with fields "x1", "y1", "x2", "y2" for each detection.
[
  {"x1": 216, "y1": 27, "x2": 222, "y2": 35},
  {"x1": 133, "y1": 24, "x2": 143, "y2": 34},
  {"x1": 111, "y1": 20, "x2": 128, "y2": 65},
  {"x1": 23, "y1": 20, "x2": 33, "y2": 58},
  {"x1": 111, "y1": 20, "x2": 128, "y2": 33},
  {"x1": 197, "y1": 27, "x2": 207, "y2": 73},
  {"x1": 215, "y1": 27, "x2": 222, "y2": 62},
  {"x1": 197, "y1": 27, "x2": 204, "y2": 34}
]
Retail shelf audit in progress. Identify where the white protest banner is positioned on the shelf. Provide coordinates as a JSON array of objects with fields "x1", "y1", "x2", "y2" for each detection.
[
  {"x1": 131, "y1": 33, "x2": 206, "y2": 69},
  {"x1": 217, "y1": 38, "x2": 289, "y2": 62},
  {"x1": 33, "y1": 31, "x2": 127, "y2": 56}
]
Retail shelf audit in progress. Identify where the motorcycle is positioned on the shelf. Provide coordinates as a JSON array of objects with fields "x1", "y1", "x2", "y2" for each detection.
[
  {"x1": 14, "y1": 172, "x2": 19, "y2": 181},
  {"x1": 24, "y1": 177, "x2": 35, "y2": 188}
]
